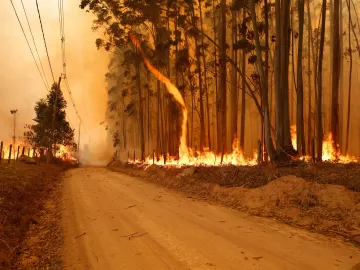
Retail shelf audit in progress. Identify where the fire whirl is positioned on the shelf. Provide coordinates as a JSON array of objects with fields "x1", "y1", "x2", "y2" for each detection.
[{"x1": 129, "y1": 33, "x2": 358, "y2": 167}]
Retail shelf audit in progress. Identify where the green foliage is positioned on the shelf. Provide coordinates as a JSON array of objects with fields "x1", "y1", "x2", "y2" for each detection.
[{"x1": 24, "y1": 83, "x2": 76, "y2": 149}]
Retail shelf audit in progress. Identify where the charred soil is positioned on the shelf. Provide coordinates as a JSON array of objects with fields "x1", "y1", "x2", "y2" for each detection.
[
  {"x1": 111, "y1": 162, "x2": 360, "y2": 246},
  {"x1": 0, "y1": 162, "x2": 71, "y2": 269}
]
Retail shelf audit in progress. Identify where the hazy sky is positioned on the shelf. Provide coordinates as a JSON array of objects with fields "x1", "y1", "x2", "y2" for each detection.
[{"x1": 1, "y1": 0, "x2": 111, "y2": 160}]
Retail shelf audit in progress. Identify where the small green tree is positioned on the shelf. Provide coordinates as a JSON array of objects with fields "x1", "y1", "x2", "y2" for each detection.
[{"x1": 24, "y1": 83, "x2": 76, "y2": 155}]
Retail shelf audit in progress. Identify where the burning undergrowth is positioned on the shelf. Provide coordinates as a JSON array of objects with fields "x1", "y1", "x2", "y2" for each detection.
[{"x1": 111, "y1": 161, "x2": 360, "y2": 245}]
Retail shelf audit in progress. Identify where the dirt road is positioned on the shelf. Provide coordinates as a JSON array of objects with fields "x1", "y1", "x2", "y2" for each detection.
[{"x1": 62, "y1": 167, "x2": 360, "y2": 270}]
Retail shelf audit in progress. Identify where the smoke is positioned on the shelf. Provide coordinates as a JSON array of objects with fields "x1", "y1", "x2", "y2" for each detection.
[{"x1": 2, "y1": 0, "x2": 113, "y2": 164}]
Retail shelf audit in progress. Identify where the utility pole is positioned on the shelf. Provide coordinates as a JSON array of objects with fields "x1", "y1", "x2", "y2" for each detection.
[
  {"x1": 47, "y1": 76, "x2": 62, "y2": 163},
  {"x1": 10, "y1": 109, "x2": 18, "y2": 150},
  {"x1": 78, "y1": 122, "x2": 81, "y2": 161}
]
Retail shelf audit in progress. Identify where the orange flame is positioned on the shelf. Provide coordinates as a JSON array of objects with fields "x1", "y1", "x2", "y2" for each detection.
[
  {"x1": 290, "y1": 125, "x2": 357, "y2": 163},
  {"x1": 129, "y1": 33, "x2": 261, "y2": 167},
  {"x1": 129, "y1": 33, "x2": 189, "y2": 161},
  {"x1": 129, "y1": 34, "x2": 358, "y2": 167}
]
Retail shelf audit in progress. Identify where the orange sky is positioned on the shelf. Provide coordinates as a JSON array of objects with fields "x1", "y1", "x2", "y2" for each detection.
[{"x1": 1, "y1": 0, "x2": 112, "y2": 161}]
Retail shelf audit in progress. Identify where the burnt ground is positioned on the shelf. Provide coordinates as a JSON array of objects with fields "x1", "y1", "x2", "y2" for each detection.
[
  {"x1": 119, "y1": 161, "x2": 360, "y2": 191},
  {"x1": 0, "y1": 162, "x2": 71, "y2": 269},
  {"x1": 111, "y1": 161, "x2": 360, "y2": 246},
  {"x1": 192, "y1": 162, "x2": 360, "y2": 191}
]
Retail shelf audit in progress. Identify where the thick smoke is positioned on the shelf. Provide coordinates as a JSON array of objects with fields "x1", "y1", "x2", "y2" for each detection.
[{"x1": 2, "y1": 0, "x2": 113, "y2": 164}]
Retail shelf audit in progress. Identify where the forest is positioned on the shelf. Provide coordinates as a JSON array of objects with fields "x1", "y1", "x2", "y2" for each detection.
[{"x1": 80, "y1": 0, "x2": 360, "y2": 165}]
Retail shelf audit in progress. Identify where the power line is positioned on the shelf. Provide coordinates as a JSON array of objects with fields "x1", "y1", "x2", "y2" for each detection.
[
  {"x1": 57, "y1": 0, "x2": 84, "y2": 125},
  {"x1": 20, "y1": 0, "x2": 50, "y2": 91},
  {"x1": 9, "y1": 0, "x2": 48, "y2": 92},
  {"x1": 35, "y1": 0, "x2": 56, "y2": 84}
]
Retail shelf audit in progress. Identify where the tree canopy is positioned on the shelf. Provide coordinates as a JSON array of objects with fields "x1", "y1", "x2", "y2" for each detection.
[{"x1": 24, "y1": 83, "x2": 76, "y2": 151}]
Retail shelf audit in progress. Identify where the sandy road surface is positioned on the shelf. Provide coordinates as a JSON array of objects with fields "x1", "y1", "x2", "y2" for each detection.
[{"x1": 62, "y1": 167, "x2": 360, "y2": 270}]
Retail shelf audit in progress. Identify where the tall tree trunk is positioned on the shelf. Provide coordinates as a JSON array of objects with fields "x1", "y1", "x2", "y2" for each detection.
[
  {"x1": 307, "y1": 0, "x2": 312, "y2": 154},
  {"x1": 330, "y1": 0, "x2": 341, "y2": 154},
  {"x1": 263, "y1": 0, "x2": 270, "y2": 161},
  {"x1": 213, "y1": 0, "x2": 221, "y2": 153},
  {"x1": 199, "y1": 0, "x2": 212, "y2": 150},
  {"x1": 156, "y1": 79, "x2": 161, "y2": 158},
  {"x1": 345, "y1": 0, "x2": 352, "y2": 154},
  {"x1": 191, "y1": 2, "x2": 205, "y2": 152},
  {"x1": 296, "y1": 0, "x2": 306, "y2": 155},
  {"x1": 317, "y1": 0, "x2": 326, "y2": 161},
  {"x1": 339, "y1": 0, "x2": 344, "y2": 153},
  {"x1": 275, "y1": 0, "x2": 283, "y2": 158},
  {"x1": 219, "y1": 0, "x2": 227, "y2": 159},
  {"x1": 240, "y1": 8, "x2": 246, "y2": 153},
  {"x1": 231, "y1": 6, "x2": 238, "y2": 144},
  {"x1": 249, "y1": 0, "x2": 276, "y2": 160},
  {"x1": 136, "y1": 59, "x2": 145, "y2": 161},
  {"x1": 281, "y1": 0, "x2": 294, "y2": 156}
]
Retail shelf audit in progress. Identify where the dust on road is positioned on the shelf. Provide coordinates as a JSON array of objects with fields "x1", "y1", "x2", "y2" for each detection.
[{"x1": 62, "y1": 167, "x2": 360, "y2": 270}]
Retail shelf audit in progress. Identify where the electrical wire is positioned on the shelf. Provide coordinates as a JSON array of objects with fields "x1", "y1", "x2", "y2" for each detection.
[
  {"x1": 20, "y1": 0, "x2": 50, "y2": 91},
  {"x1": 9, "y1": 0, "x2": 49, "y2": 92},
  {"x1": 57, "y1": 0, "x2": 84, "y2": 125},
  {"x1": 35, "y1": 0, "x2": 56, "y2": 84}
]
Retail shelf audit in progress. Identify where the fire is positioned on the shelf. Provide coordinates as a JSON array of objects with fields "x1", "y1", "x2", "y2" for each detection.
[
  {"x1": 289, "y1": 125, "x2": 357, "y2": 163},
  {"x1": 129, "y1": 33, "x2": 189, "y2": 160},
  {"x1": 55, "y1": 145, "x2": 77, "y2": 161},
  {"x1": 129, "y1": 33, "x2": 257, "y2": 167},
  {"x1": 1, "y1": 140, "x2": 29, "y2": 160},
  {"x1": 291, "y1": 125, "x2": 297, "y2": 150},
  {"x1": 129, "y1": 34, "x2": 358, "y2": 167}
]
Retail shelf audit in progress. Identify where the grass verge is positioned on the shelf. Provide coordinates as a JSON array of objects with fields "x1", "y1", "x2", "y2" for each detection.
[{"x1": 0, "y1": 162, "x2": 68, "y2": 269}]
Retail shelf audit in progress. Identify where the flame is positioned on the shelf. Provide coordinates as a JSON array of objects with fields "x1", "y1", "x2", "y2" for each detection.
[
  {"x1": 129, "y1": 34, "x2": 358, "y2": 167},
  {"x1": 288, "y1": 126, "x2": 357, "y2": 163},
  {"x1": 55, "y1": 145, "x2": 77, "y2": 161},
  {"x1": 129, "y1": 33, "x2": 258, "y2": 167},
  {"x1": 129, "y1": 33, "x2": 189, "y2": 160},
  {"x1": 291, "y1": 125, "x2": 297, "y2": 150},
  {"x1": 1, "y1": 140, "x2": 28, "y2": 160}
]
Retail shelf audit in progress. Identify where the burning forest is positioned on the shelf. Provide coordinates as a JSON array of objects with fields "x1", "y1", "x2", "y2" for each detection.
[{"x1": 80, "y1": 0, "x2": 360, "y2": 168}]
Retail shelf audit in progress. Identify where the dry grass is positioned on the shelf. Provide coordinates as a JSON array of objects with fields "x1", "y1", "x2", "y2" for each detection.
[{"x1": 0, "y1": 162, "x2": 69, "y2": 269}]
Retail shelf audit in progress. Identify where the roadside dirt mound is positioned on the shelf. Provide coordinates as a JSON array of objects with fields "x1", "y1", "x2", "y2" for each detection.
[{"x1": 111, "y1": 163, "x2": 360, "y2": 245}]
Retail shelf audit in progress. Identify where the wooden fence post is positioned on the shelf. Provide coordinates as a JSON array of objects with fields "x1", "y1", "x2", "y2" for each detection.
[
  {"x1": 8, "y1": 145, "x2": 12, "y2": 164},
  {"x1": 164, "y1": 152, "x2": 166, "y2": 165},
  {"x1": 16, "y1": 146, "x2": 20, "y2": 161},
  {"x1": 28, "y1": 148, "x2": 30, "y2": 157},
  {"x1": 153, "y1": 149, "x2": 155, "y2": 164},
  {"x1": 133, "y1": 150, "x2": 135, "y2": 162},
  {"x1": 22, "y1": 147, "x2": 25, "y2": 156}
]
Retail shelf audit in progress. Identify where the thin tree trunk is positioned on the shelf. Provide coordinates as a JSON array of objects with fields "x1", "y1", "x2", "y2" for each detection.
[
  {"x1": 296, "y1": 0, "x2": 306, "y2": 155},
  {"x1": 339, "y1": 0, "x2": 344, "y2": 152},
  {"x1": 307, "y1": 0, "x2": 312, "y2": 154},
  {"x1": 264, "y1": 0, "x2": 270, "y2": 161},
  {"x1": 219, "y1": 0, "x2": 227, "y2": 159},
  {"x1": 199, "y1": 0, "x2": 212, "y2": 150},
  {"x1": 281, "y1": 0, "x2": 294, "y2": 156},
  {"x1": 345, "y1": 0, "x2": 353, "y2": 154},
  {"x1": 191, "y1": 2, "x2": 205, "y2": 152},
  {"x1": 317, "y1": 0, "x2": 326, "y2": 161},
  {"x1": 275, "y1": 0, "x2": 283, "y2": 158},
  {"x1": 136, "y1": 58, "x2": 145, "y2": 161},
  {"x1": 330, "y1": 0, "x2": 341, "y2": 153},
  {"x1": 249, "y1": 0, "x2": 276, "y2": 160},
  {"x1": 231, "y1": 7, "x2": 238, "y2": 144},
  {"x1": 240, "y1": 7, "x2": 246, "y2": 153},
  {"x1": 213, "y1": 0, "x2": 221, "y2": 153}
]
